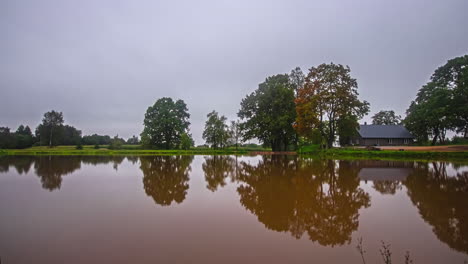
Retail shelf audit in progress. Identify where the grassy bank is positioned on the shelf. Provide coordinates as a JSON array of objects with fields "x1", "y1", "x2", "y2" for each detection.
[
  {"x1": 0, "y1": 145, "x2": 266, "y2": 156},
  {"x1": 299, "y1": 145, "x2": 468, "y2": 162},
  {"x1": 2, "y1": 145, "x2": 468, "y2": 162}
]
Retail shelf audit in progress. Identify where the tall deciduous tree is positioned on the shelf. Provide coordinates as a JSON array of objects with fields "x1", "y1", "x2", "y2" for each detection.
[
  {"x1": 371, "y1": 110, "x2": 402, "y2": 125},
  {"x1": 295, "y1": 63, "x2": 369, "y2": 148},
  {"x1": 229, "y1": 120, "x2": 242, "y2": 150},
  {"x1": 431, "y1": 55, "x2": 468, "y2": 138},
  {"x1": 180, "y1": 133, "x2": 194, "y2": 150},
  {"x1": 289, "y1": 67, "x2": 305, "y2": 96},
  {"x1": 37, "y1": 110, "x2": 64, "y2": 147},
  {"x1": 405, "y1": 55, "x2": 468, "y2": 143},
  {"x1": 404, "y1": 82, "x2": 454, "y2": 145},
  {"x1": 238, "y1": 74, "x2": 297, "y2": 151},
  {"x1": 141, "y1": 97, "x2": 190, "y2": 149},
  {"x1": 202, "y1": 110, "x2": 229, "y2": 149},
  {"x1": 15, "y1": 125, "x2": 34, "y2": 149}
]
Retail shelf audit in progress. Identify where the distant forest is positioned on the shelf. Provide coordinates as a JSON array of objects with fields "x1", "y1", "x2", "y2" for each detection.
[{"x1": 1, "y1": 55, "x2": 467, "y2": 150}]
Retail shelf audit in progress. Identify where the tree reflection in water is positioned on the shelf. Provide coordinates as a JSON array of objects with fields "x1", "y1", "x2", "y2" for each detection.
[
  {"x1": 202, "y1": 155, "x2": 237, "y2": 192},
  {"x1": 0, "y1": 156, "x2": 35, "y2": 174},
  {"x1": 0, "y1": 156, "x2": 127, "y2": 191},
  {"x1": 140, "y1": 155, "x2": 194, "y2": 206},
  {"x1": 235, "y1": 155, "x2": 370, "y2": 246},
  {"x1": 34, "y1": 156, "x2": 82, "y2": 191},
  {"x1": 405, "y1": 161, "x2": 468, "y2": 254}
]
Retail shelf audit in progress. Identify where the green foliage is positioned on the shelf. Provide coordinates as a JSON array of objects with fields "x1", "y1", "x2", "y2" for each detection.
[
  {"x1": 108, "y1": 135, "x2": 124, "y2": 150},
  {"x1": 0, "y1": 125, "x2": 35, "y2": 149},
  {"x1": 126, "y1": 135, "x2": 140, "y2": 145},
  {"x1": 238, "y1": 74, "x2": 297, "y2": 151},
  {"x1": 0, "y1": 127, "x2": 15, "y2": 149},
  {"x1": 61, "y1": 125, "x2": 82, "y2": 145},
  {"x1": 94, "y1": 144, "x2": 100, "y2": 149},
  {"x1": 337, "y1": 114, "x2": 359, "y2": 146},
  {"x1": 289, "y1": 66, "x2": 305, "y2": 95},
  {"x1": 141, "y1": 97, "x2": 190, "y2": 149},
  {"x1": 431, "y1": 55, "x2": 468, "y2": 137},
  {"x1": 180, "y1": 133, "x2": 194, "y2": 150},
  {"x1": 405, "y1": 55, "x2": 468, "y2": 144},
  {"x1": 82, "y1": 134, "x2": 111, "y2": 145},
  {"x1": 37, "y1": 110, "x2": 64, "y2": 147},
  {"x1": 75, "y1": 142, "x2": 83, "y2": 150},
  {"x1": 229, "y1": 120, "x2": 242, "y2": 150},
  {"x1": 450, "y1": 136, "x2": 468, "y2": 145},
  {"x1": 372, "y1": 110, "x2": 402, "y2": 125},
  {"x1": 202, "y1": 110, "x2": 229, "y2": 149}
]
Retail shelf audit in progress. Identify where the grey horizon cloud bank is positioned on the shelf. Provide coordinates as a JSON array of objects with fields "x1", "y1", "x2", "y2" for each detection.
[{"x1": 1, "y1": 0, "x2": 467, "y2": 144}]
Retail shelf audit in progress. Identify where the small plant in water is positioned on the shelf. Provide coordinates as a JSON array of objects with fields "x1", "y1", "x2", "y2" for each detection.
[
  {"x1": 380, "y1": 241, "x2": 392, "y2": 264},
  {"x1": 356, "y1": 237, "x2": 367, "y2": 264},
  {"x1": 356, "y1": 238, "x2": 414, "y2": 264},
  {"x1": 404, "y1": 251, "x2": 414, "y2": 264}
]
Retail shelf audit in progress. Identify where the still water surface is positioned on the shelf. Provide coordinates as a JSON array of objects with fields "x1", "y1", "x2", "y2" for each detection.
[{"x1": 0, "y1": 155, "x2": 467, "y2": 263}]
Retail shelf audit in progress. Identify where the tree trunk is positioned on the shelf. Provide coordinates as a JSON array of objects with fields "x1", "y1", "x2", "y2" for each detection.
[
  {"x1": 431, "y1": 130, "x2": 439, "y2": 146},
  {"x1": 49, "y1": 127, "x2": 53, "y2": 148}
]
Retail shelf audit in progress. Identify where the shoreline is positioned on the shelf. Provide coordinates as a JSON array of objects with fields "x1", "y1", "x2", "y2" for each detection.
[{"x1": 1, "y1": 146, "x2": 468, "y2": 163}]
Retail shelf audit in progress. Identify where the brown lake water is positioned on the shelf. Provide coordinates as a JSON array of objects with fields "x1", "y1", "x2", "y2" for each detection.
[{"x1": 0, "y1": 155, "x2": 467, "y2": 264}]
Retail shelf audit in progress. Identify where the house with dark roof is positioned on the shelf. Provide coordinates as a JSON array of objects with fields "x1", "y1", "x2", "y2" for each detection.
[{"x1": 351, "y1": 124, "x2": 414, "y2": 146}]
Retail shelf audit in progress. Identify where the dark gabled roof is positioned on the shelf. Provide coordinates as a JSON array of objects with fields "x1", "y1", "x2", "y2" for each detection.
[{"x1": 357, "y1": 125, "x2": 414, "y2": 139}]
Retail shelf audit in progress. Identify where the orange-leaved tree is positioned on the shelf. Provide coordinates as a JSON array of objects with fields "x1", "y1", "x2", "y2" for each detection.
[{"x1": 295, "y1": 63, "x2": 369, "y2": 148}]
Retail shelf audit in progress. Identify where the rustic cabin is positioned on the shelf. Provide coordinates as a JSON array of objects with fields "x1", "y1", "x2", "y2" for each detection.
[{"x1": 351, "y1": 124, "x2": 414, "y2": 146}]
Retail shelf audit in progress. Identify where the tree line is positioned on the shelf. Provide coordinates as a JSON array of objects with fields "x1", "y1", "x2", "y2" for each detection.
[
  {"x1": 0, "y1": 110, "x2": 140, "y2": 149},
  {"x1": 1, "y1": 55, "x2": 466, "y2": 150}
]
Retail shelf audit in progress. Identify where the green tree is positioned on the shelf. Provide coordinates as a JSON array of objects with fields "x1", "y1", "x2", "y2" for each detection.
[
  {"x1": 141, "y1": 97, "x2": 190, "y2": 149},
  {"x1": 371, "y1": 110, "x2": 402, "y2": 125},
  {"x1": 61, "y1": 125, "x2": 82, "y2": 145},
  {"x1": 238, "y1": 74, "x2": 297, "y2": 151},
  {"x1": 295, "y1": 63, "x2": 369, "y2": 148},
  {"x1": 82, "y1": 134, "x2": 111, "y2": 145},
  {"x1": 108, "y1": 135, "x2": 124, "y2": 150},
  {"x1": 180, "y1": 132, "x2": 194, "y2": 150},
  {"x1": 405, "y1": 55, "x2": 468, "y2": 143},
  {"x1": 15, "y1": 125, "x2": 34, "y2": 149},
  {"x1": 0, "y1": 127, "x2": 15, "y2": 149},
  {"x1": 37, "y1": 110, "x2": 64, "y2": 147},
  {"x1": 431, "y1": 55, "x2": 468, "y2": 138},
  {"x1": 229, "y1": 120, "x2": 242, "y2": 150},
  {"x1": 405, "y1": 82, "x2": 454, "y2": 145},
  {"x1": 126, "y1": 135, "x2": 140, "y2": 145},
  {"x1": 337, "y1": 114, "x2": 359, "y2": 146},
  {"x1": 289, "y1": 66, "x2": 305, "y2": 96},
  {"x1": 202, "y1": 110, "x2": 229, "y2": 149}
]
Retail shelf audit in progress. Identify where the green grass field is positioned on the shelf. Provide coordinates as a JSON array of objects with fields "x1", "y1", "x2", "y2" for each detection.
[
  {"x1": 299, "y1": 145, "x2": 468, "y2": 162},
  {"x1": 2, "y1": 145, "x2": 468, "y2": 163},
  {"x1": 0, "y1": 145, "x2": 268, "y2": 156}
]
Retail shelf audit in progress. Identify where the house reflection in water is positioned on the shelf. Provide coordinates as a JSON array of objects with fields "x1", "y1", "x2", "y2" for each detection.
[{"x1": 355, "y1": 160, "x2": 414, "y2": 195}]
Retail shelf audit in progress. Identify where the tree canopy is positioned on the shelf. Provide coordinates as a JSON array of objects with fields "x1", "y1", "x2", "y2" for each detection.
[
  {"x1": 371, "y1": 110, "x2": 402, "y2": 125},
  {"x1": 202, "y1": 110, "x2": 229, "y2": 149},
  {"x1": 238, "y1": 74, "x2": 297, "y2": 151},
  {"x1": 295, "y1": 63, "x2": 369, "y2": 148},
  {"x1": 37, "y1": 110, "x2": 64, "y2": 147},
  {"x1": 141, "y1": 97, "x2": 191, "y2": 149},
  {"x1": 405, "y1": 55, "x2": 468, "y2": 144}
]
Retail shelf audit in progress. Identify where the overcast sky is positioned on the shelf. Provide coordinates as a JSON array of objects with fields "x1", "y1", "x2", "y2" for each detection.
[{"x1": 1, "y1": 0, "x2": 467, "y2": 144}]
